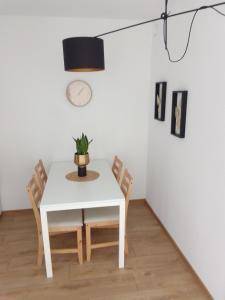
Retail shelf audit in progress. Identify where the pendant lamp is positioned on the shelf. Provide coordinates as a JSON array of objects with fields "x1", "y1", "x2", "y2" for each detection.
[{"x1": 62, "y1": 37, "x2": 105, "y2": 72}]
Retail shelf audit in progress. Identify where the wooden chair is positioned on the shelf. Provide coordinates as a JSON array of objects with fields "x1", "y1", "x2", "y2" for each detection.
[
  {"x1": 35, "y1": 159, "x2": 48, "y2": 193},
  {"x1": 26, "y1": 175, "x2": 83, "y2": 267},
  {"x1": 112, "y1": 156, "x2": 123, "y2": 183},
  {"x1": 84, "y1": 169, "x2": 133, "y2": 262}
]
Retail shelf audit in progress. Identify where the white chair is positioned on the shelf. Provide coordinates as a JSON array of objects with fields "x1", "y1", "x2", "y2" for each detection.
[
  {"x1": 26, "y1": 175, "x2": 83, "y2": 266},
  {"x1": 84, "y1": 169, "x2": 133, "y2": 261}
]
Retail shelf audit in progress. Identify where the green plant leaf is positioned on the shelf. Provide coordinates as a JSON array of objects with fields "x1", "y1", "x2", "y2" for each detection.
[{"x1": 72, "y1": 133, "x2": 93, "y2": 155}]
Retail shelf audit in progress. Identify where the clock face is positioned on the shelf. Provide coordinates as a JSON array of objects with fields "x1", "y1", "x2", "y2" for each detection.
[{"x1": 66, "y1": 80, "x2": 92, "y2": 107}]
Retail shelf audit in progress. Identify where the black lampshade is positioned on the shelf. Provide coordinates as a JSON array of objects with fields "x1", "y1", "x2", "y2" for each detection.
[{"x1": 62, "y1": 37, "x2": 105, "y2": 72}]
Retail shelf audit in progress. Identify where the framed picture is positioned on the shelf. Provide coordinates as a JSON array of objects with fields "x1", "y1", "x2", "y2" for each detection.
[
  {"x1": 154, "y1": 82, "x2": 167, "y2": 121},
  {"x1": 171, "y1": 91, "x2": 188, "y2": 138}
]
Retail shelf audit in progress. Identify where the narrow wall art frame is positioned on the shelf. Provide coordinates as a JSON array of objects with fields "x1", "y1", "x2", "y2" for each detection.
[
  {"x1": 171, "y1": 91, "x2": 188, "y2": 138},
  {"x1": 154, "y1": 81, "x2": 167, "y2": 121}
]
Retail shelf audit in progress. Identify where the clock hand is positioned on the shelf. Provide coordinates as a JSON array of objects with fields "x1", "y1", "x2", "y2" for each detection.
[{"x1": 78, "y1": 88, "x2": 84, "y2": 95}]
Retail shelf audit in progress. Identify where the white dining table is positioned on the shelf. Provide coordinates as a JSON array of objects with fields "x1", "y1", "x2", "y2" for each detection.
[{"x1": 40, "y1": 159, "x2": 125, "y2": 278}]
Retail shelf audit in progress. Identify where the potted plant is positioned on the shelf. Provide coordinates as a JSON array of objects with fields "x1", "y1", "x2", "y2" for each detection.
[{"x1": 73, "y1": 133, "x2": 93, "y2": 177}]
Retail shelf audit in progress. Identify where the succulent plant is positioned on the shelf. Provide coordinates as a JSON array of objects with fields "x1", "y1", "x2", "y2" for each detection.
[{"x1": 73, "y1": 133, "x2": 93, "y2": 155}]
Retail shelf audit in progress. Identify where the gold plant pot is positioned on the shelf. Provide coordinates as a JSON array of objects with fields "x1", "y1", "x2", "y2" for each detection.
[
  {"x1": 74, "y1": 153, "x2": 90, "y2": 166},
  {"x1": 74, "y1": 154, "x2": 90, "y2": 176}
]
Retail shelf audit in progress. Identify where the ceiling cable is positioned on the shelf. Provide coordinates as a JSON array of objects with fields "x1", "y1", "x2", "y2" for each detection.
[
  {"x1": 163, "y1": 8, "x2": 200, "y2": 62},
  {"x1": 164, "y1": 5, "x2": 225, "y2": 62},
  {"x1": 94, "y1": 1, "x2": 225, "y2": 63}
]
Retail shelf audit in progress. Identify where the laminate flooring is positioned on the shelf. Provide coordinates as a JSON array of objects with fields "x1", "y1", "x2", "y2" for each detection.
[{"x1": 0, "y1": 201, "x2": 211, "y2": 300}]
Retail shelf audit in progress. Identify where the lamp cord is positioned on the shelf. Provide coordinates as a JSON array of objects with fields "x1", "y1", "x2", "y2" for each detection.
[
  {"x1": 211, "y1": 6, "x2": 225, "y2": 15},
  {"x1": 94, "y1": 1, "x2": 225, "y2": 63},
  {"x1": 164, "y1": 6, "x2": 225, "y2": 62}
]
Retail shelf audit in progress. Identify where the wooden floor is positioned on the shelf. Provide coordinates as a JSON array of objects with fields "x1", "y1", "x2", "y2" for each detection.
[{"x1": 0, "y1": 201, "x2": 211, "y2": 300}]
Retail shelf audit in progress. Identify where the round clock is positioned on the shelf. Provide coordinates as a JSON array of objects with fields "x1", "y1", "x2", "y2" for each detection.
[{"x1": 66, "y1": 80, "x2": 92, "y2": 107}]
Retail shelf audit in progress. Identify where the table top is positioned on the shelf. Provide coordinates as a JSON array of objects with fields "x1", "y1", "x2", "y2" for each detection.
[{"x1": 40, "y1": 159, "x2": 125, "y2": 210}]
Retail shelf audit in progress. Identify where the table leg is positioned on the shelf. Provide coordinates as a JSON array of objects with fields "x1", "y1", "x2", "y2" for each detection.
[
  {"x1": 40, "y1": 208, "x2": 53, "y2": 278},
  {"x1": 119, "y1": 201, "x2": 125, "y2": 268}
]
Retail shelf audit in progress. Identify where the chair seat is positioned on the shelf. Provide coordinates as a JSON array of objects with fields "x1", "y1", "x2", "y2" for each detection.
[
  {"x1": 84, "y1": 207, "x2": 119, "y2": 224},
  {"x1": 48, "y1": 209, "x2": 83, "y2": 228}
]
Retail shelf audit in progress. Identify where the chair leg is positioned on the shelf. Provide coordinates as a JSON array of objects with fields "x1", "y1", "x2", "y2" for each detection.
[
  {"x1": 77, "y1": 227, "x2": 83, "y2": 264},
  {"x1": 37, "y1": 234, "x2": 43, "y2": 267},
  {"x1": 125, "y1": 236, "x2": 129, "y2": 256},
  {"x1": 86, "y1": 224, "x2": 91, "y2": 262}
]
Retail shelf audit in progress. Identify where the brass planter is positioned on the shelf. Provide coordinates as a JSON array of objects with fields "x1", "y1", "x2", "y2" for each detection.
[
  {"x1": 74, "y1": 153, "x2": 90, "y2": 166},
  {"x1": 74, "y1": 153, "x2": 90, "y2": 177}
]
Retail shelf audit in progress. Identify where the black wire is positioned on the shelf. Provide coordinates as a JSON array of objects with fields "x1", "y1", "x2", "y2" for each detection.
[
  {"x1": 94, "y1": 2, "x2": 225, "y2": 63},
  {"x1": 211, "y1": 6, "x2": 225, "y2": 16},
  {"x1": 94, "y1": 2, "x2": 225, "y2": 38},
  {"x1": 164, "y1": 9, "x2": 199, "y2": 62},
  {"x1": 164, "y1": 6, "x2": 225, "y2": 63}
]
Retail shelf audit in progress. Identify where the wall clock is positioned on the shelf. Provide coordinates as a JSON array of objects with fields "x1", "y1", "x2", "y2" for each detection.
[{"x1": 66, "y1": 80, "x2": 92, "y2": 107}]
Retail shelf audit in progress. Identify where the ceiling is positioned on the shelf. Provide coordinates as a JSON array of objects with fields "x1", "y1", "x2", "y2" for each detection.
[
  {"x1": 0, "y1": 0, "x2": 219, "y2": 20},
  {"x1": 0, "y1": 0, "x2": 164, "y2": 20}
]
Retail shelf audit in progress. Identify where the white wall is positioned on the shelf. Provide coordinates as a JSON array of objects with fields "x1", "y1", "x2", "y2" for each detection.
[
  {"x1": 0, "y1": 16, "x2": 152, "y2": 210},
  {"x1": 146, "y1": 1, "x2": 225, "y2": 299}
]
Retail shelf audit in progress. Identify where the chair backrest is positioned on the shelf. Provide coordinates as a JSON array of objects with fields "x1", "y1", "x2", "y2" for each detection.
[
  {"x1": 26, "y1": 175, "x2": 42, "y2": 235},
  {"x1": 35, "y1": 160, "x2": 47, "y2": 193},
  {"x1": 112, "y1": 156, "x2": 123, "y2": 183},
  {"x1": 120, "y1": 169, "x2": 133, "y2": 220}
]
